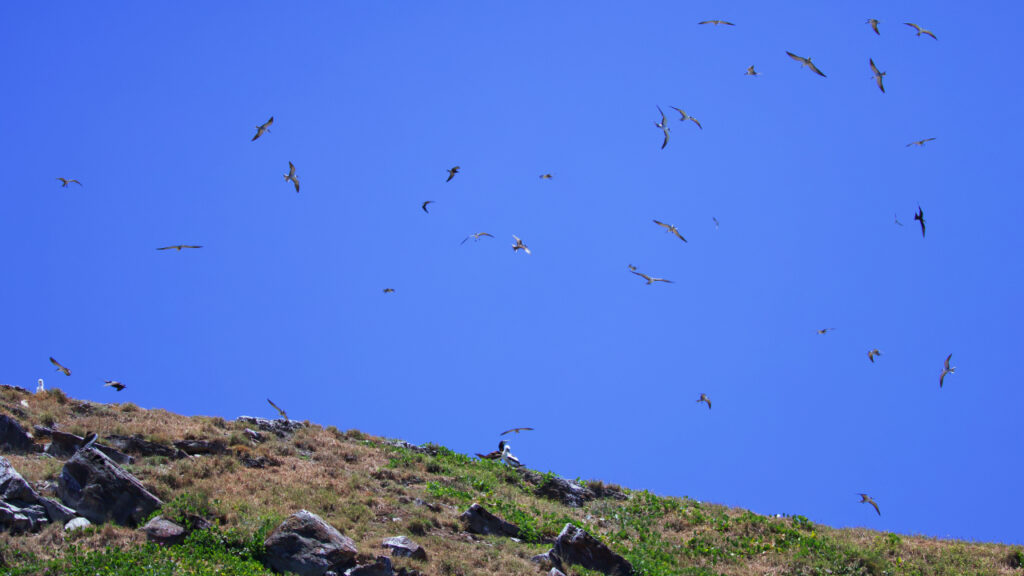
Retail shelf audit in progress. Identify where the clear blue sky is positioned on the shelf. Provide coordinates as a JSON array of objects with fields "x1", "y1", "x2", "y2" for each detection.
[{"x1": 3, "y1": 1, "x2": 1022, "y2": 544}]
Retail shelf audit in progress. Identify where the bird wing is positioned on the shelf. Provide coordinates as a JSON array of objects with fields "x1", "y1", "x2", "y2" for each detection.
[
  {"x1": 653, "y1": 220, "x2": 670, "y2": 230},
  {"x1": 267, "y1": 398, "x2": 286, "y2": 417},
  {"x1": 70, "y1": 179, "x2": 82, "y2": 185},
  {"x1": 689, "y1": 117, "x2": 703, "y2": 130},
  {"x1": 500, "y1": 427, "x2": 534, "y2": 435},
  {"x1": 875, "y1": 74, "x2": 885, "y2": 93},
  {"x1": 156, "y1": 246, "x2": 176, "y2": 250},
  {"x1": 422, "y1": 201, "x2": 432, "y2": 213},
  {"x1": 869, "y1": 58, "x2": 880, "y2": 75},
  {"x1": 653, "y1": 277, "x2": 673, "y2": 283},
  {"x1": 924, "y1": 138, "x2": 936, "y2": 143},
  {"x1": 661, "y1": 128, "x2": 670, "y2": 149},
  {"x1": 870, "y1": 500, "x2": 880, "y2": 515},
  {"x1": 672, "y1": 229, "x2": 687, "y2": 242},
  {"x1": 478, "y1": 233, "x2": 493, "y2": 239},
  {"x1": 904, "y1": 22, "x2": 922, "y2": 33},
  {"x1": 476, "y1": 451, "x2": 502, "y2": 459},
  {"x1": 944, "y1": 354, "x2": 952, "y2": 371},
  {"x1": 808, "y1": 61, "x2": 826, "y2": 77},
  {"x1": 287, "y1": 162, "x2": 296, "y2": 178},
  {"x1": 786, "y1": 51, "x2": 804, "y2": 64},
  {"x1": 656, "y1": 105, "x2": 667, "y2": 126},
  {"x1": 292, "y1": 177, "x2": 300, "y2": 193},
  {"x1": 50, "y1": 357, "x2": 70, "y2": 375},
  {"x1": 923, "y1": 29, "x2": 937, "y2": 40},
  {"x1": 868, "y1": 20, "x2": 880, "y2": 34}
]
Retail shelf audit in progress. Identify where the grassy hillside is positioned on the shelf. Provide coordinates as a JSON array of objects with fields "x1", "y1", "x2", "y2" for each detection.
[{"x1": 0, "y1": 386, "x2": 1020, "y2": 576}]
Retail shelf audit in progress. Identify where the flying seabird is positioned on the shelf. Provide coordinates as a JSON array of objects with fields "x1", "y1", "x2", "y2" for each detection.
[
  {"x1": 251, "y1": 116, "x2": 274, "y2": 141},
  {"x1": 157, "y1": 245, "x2": 202, "y2": 251},
  {"x1": 939, "y1": 354, "x2": 955, "y2": 388},
  {"x1": 422, "y1": 200, "x2": 434, "y2": 213},
  {"x1": 786, "y1": 51, "x2": 827, "y2": 77},
  {"x1": 383, "y1": 288, "x2": 395, "y2": 293},
  {"x1": 868, "y1": 349, "x2": 882, "y2": 363},
  {"x1": 284, "y1": 161, "x2": 300, "y2": 193},
  {"x1": 869, "y1": 59, "x2": 886, "y2": 93},
  {"x1": 50, "y1": 357, "x2": 71, "y2": 376},
  {"x1": 904, "y1": 22, "x2": 937, "y2": 39},
  {"x1": 539, "y1": 174, "x2": 553, "y2": 180},
  {"x1": 713, "y1": 217, "x2": 720, "y2": 229},
  {"x1": 745, "y1": 65, "x2": 760, "y2": 76},
  {"x1": 895, "y1": 214, "x2": 904, "y2": 227},
  {"x1": 104, "y1": 380, "x2": 126, "y2": 391},
  {"x1": 36, "y1": 379, "x2": 44, "y2": 394},
  {"x1": 866, "y1": 19, "x2": 880, "y2": 35},
  {"x1": 698, "y1": 20, "x2": 734, "y2": 26},
  {"x1": 461, "y1": 232, "x2": 494, "y2": 245},
  {"x1": 817, "y1": 328, "x2": 834, "y2": 335},
  {"x1": 267, "y1": 398, "x2": 289, "y2": 420},
  {"x1": 858, "y1": 493, "x2": 881, "y2": 515},
  {"x1": 500, "y1": 427, "x2": 534, "y2": 436},
  {"x1": 697, "y1": 393, "x2": 711, "y2": 409},
  {"x1": 628, "y1": 265, "x2": 672, "y2": 285},
  {"x1": 670, "y1": 106, "x2": 702, "y2": 130},
  {"x1": 907, "y1": 138, "x2": 936, "y2": 147},
  {"x1": 655, "y1": 106, "x2": 670, "y2": 149},
  {"x1": 512, "y1": 235, "x2": 531, "y2": 255},
  {"x1": 653, "y1": 219, "x2": 687, "y2": 242},
  {"x1": 446, "y1": 166, "x2": 460, "y2": 182},
  {"x1": 914, "y1": 205, "x2": 926, "y2": 238},
  {"x1": 56, "y1": 178, "x2": 82, "y2": 187}
]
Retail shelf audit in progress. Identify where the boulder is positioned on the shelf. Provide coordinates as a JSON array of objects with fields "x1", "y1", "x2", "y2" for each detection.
[
  {"x1": 57, "y1": 447, "x2": 162, "y2": 527},
  {"x1": 104, "y1": 435, "x2": 187, "y2": 459},
  {"x1": 142, "y1": 515, "x2": 187, "y2": 546},
  {"x1": 0, "y1": 415, "x2": 33, "y2": 453},
  {"x1": 264, "y1": 510, "x2": 359, "y2": 576},
  {"x1": 235, "y1": 416, "x2": 307, "y2": 437},
  {"x1": 530, "y1": 551, "x2": 563, "y2": 571},
  {"x1": 526, "y1": 472, "x2": 594, "y2": 508},
  {"x1": 550, "y1": 524, "x2": 633, "y2": 576},
  {"x1": 344, "y1": 556, "x2": 394, "y2": 576},
  {"x1": 173, "y1": 439, "x2": 226, "y2": 456},
  {"x1": 38, "y1": 428, "x2": 133, "y2": 465},
  {"x1": 459, "y1": 503, "x2": 521, "y2": 538},
  {"x1": 64, "y1": 517, "x2": 91, "y2": 531},
  {"x1": 0, "y1": 456, "x2": 77, "y2": 533},
  {"x1": 243, "y1": 428, "x2": 264, "y2": 442},
  {"x1": 382, "y1": 535, "x2": 426, "y2": 560}
]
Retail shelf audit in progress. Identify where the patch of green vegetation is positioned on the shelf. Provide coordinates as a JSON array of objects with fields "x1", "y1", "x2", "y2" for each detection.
[
  {"x1": 151, "y1": 490, "x2": 220, "y2": 530},
  {"x1": 4, "y1": 527, "x2": 273, "y2": 576},
  {"x1": 426, "y1": 481, "x2": 473, "y2": 504}
]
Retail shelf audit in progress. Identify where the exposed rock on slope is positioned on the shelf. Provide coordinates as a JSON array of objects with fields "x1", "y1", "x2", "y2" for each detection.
[{"x1": 56, "y1": 447, "x2": 162, "y2": 526}]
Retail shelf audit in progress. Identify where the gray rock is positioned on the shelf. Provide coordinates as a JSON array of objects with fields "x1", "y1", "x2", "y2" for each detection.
[
  {"x1": 0, "y1": 457, "x2": 38, "y2": 503},
  {"x1": 530, "y1": 551, "x2": 563, "y2": 571},
  {"x1": 550, "y1": 524, "x2": 633, "y2": 576},
  {"x1": 344, "y1": 556, "x2": 394, "y2": 576},
  {"x1": 235, "y1": 416, "x2": 307, "y2": 437},
  {"x1": 57, "y1": 447, "x2": 162, "y2": 527},
  {"x1": 549, "y1": 569, "x2": 568, "y2": 576},
  {"x1": 264, "y1": 510, "x2": 359, "y2": 576},
  {"x1": 104, "y1": 435, "x2": 187, "y2": 459},
  {"x1": 243, "y1": 428, "x2": 264, "y2": 442},
  {"x1": 173, "y1": 439, "x2": 226, "y2": 456},
  {"x1": 39, "y1": 428, "x2": 133, "y2": 465},
  {"x1": 0, "y1": 415, "x2": 33, "y2": 453},
  {"x1": 459, "y1": 503, "x2": 521, "y2": 538},
  {"x1": 523, "y1": 471, "x2": 594, "y2": 508},
  {"x1": 0, "y1": 501, "x2": 34, "y2": 533},
  {"x1": 64, "y1": 517, "x2": 92, "y2": 531},
  {"x1": 39, "y1": 496, "x2": 76, "y2": 524},
  {"x1": 142, "y1": 515, "x2": 187, "y2": 546},
  {"x1": 382, "y1": 535, "x2": 426, "y2": 560}
]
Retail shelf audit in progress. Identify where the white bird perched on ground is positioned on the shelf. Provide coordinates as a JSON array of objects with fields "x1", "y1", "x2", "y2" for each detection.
[
  {"x1": 500, "y1": 442, "x2": 522, "y2": 467},
  {"x1": 36, "y1": 379, "x2": 45, "y2": 394}
]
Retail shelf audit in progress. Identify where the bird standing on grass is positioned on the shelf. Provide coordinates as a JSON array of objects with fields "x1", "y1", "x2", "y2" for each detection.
[{"x1": 36, "y1": 379, "x2": 44, "y2": 394}]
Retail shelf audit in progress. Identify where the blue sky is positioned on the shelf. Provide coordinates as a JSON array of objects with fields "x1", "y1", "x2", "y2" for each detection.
[{"x1": 3, "y1": 1, "x2": 1023, "y2": 544}]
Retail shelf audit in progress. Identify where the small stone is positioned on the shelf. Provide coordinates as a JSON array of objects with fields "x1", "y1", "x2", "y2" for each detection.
[
  {"x1": 382, "y1": 535, "x2": 427, "y2": 560},
  {"x1": 64, "y1": 517, "x2": 91, "y2": 531},
  {"x1": 344, "y1": 556, "x2": 394, "y2": 576},
  {"x1": 142, "y1": 515, "x2": 187, "y2": 546}
]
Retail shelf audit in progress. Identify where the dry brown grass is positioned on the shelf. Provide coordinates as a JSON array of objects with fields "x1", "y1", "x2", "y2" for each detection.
[{"x1": 1, "y1": 387, "x2": 1020, "y2": 576}]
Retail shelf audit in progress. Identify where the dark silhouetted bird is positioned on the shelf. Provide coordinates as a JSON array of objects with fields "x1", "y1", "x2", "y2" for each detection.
[
  {"x1": 251, "y1": 117, "x2": 273, "y2": 141},
  {"x1": 698, "y1": 20, "x2": 734, "y2": 26},
  {"x1": 914, "y1": 206, "x2": 926, "y2": 238},
  {"x1": 904, "y1": 22, "x2": 937, "y2": 39},
  {"x1": 446, "y1": 166, "x2": 460, "y2": 182},
  {"x1": 697, "y1": 393, "x2": 712, "y2": 409},
  {"x1": 284, "y1": 162, "x2": 300, "y2": 193},
  {"x1": 907, "y1": 138, "x2": 936, "y2": 147},
  {"x1": 267, "y1": 398, "x2": 288, "y2": 420},
  {"x1": 940, "y1": 354, "x2": 956, "y2": 387},
  {"x1": 653, "y1": 219, "x2": 687, "y2": 242},
  {"x1": 859, "y1": 493, "x2": 881, "y2": 515},
  {"x1": 786, "y1": 51, "x2": 826, "y2": 77},
  {"x1": 50, "y1": 357, "x2": 71, "y2": 376},
  {"x1": 500, "y1": 427, "x2": 534, "y2": 436},
  {"x1": 157, "y1": 245, "x2": 202, "y2": 251},
  {"x1": 383, "y1": 288, "x2": 395, "y2": 294},
  {"x1": 655, "y1": 106, "x2": 670, "y2": 149},
  {"x1": 745, "y1": 65, "x2": 760, "y2": 76},
  {"x1": 869, "y1": 59, "x2": 886, "y2": 93},
  {"x1": 422, "y1": 200, "x2": 434, "y2": 213},
  {"x1": 104, "y1": 380, "x2": 126, "y2": 391},
  {"x1": 868, "y1": 349, "x2": 882, "y2": 363},
  {"x1": 56, "y1": 178, "x2": 82, "y2": 187},
  {"x1": 866, "y1": 19, "x2": 880, "y2": 35}
]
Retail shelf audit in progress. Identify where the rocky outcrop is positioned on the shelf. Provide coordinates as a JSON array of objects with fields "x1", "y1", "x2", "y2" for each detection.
[
  {"x1": 57, "y1": 448, "x2": 162, "y2": 527},
  {"x1": 36, "y1": 427, "x2": 132, "y2": 465},
  {"x1": 236, "y1": 416, "x2": 307, "y2": 437},
  {"x1": 173, "y1": 439, "x2": 226, "y2": 456},
  {"x1": 523, "y1": 472, "x2": 595, "y2": 508},
  {"x1": 0, "y1": 457, "x2": 77, "y2": 533},
  {"x1": 142, "y1": 516, "x2": 187, "y2": 546},
  {"x1": 344, "y1": 556, "x2": 393, "y2": 576},
  {"x1": 459, "y1": 503, "x2": 521, "y2": 538},
  {"x1": 0, "y1": 415, "x2": 34, "y2": 453},
  {"x1": 264, "y1": 510, "x2": 359, "y2": 576},
  {"x1": 382, "y1": 535, "x2": 426, "y2": 560},
  {"x1": 104, "y1": 435, "x2": 187, "y2": 459},
  {"x1": 549, "y1": 524, "x2": 633, "y2": 576}
]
